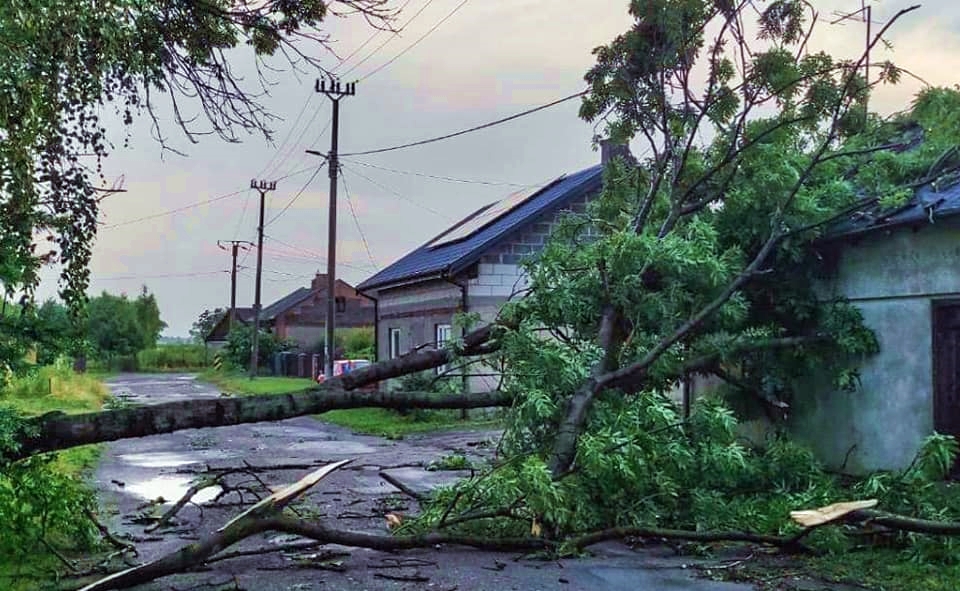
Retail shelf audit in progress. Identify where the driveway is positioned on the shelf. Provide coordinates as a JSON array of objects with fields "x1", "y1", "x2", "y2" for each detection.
[{"x1": 91, "y1": 373, "x2": 758, "y2": 591}]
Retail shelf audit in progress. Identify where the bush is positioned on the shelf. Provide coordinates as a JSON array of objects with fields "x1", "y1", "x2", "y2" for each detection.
[
  {"x1": 340, "y1": 327, "x2": 374, "y2": 359},
  {"x1": 137, "y1": 344, "x2": 208, "y2": 371},
  {"x1": 224, "y1": 325, "x2": 294, "y2": 372},
  {"x1": 0, "y1": 363, "x2": 107, "y2": 565}
]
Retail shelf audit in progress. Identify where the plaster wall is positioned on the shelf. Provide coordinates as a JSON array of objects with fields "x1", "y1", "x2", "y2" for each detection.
[{"x1": 791, "y1": 224, "x2": 960, "y2": 472}]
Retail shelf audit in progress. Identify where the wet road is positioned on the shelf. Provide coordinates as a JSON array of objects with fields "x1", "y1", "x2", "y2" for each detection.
[{"x1": 92, "y1": 374, "x2": 758, "y2": 591}]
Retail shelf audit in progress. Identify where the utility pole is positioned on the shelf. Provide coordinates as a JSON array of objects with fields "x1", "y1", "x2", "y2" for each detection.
[
  {"x1": 217, "y1": 240, "x2": 253, "y2": 331},
  {"x1": 248, "y1": 179, "x2": 277, "y2": 379},
  {"x1": 306, "y1": 77, "x2": 355, "y2": 379}
]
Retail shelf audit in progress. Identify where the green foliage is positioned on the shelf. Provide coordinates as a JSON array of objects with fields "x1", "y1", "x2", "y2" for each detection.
[
  {"x1": 224, "y1": 325, "x2": 295, "y2": 371},
  {"x1": 0, "y1": 364, "x2": 108, "y2": 573},
  {"x1": 427, "y1": 453, "x2": 476, "y2": 472},
  {"x1": 137, "y1": 344, "x2": 209, "y2": 371},
  {"x1": 339, "y1": 327, "x2": 375, "y2": 360},
  {"x1": 86, "y1": 287, "x2": 166, "y2": 368},
  {"x1": 413, "y1": 393, "x2": 960, "y2": 561}
]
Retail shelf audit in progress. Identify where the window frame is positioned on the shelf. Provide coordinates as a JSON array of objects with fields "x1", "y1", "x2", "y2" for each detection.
[
  {"x1": 389, "y1": 328, "x2": 401, "y2": 360},
  {"x1": 435, "y1": 323, "x2": 452, "y2": 374}
]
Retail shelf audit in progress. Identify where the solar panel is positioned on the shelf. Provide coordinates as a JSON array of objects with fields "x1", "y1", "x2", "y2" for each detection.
[{"x1": 429, "y1": 178, "x2": 561, "y2": 248}]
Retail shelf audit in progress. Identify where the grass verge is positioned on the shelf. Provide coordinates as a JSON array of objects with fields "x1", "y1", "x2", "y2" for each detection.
[
  {"x1": 200, "y1": 371, "x2": 501, "y2": 438},
  {"x1": 0, "y1": 364, "x2": 111, "y2": 590}
]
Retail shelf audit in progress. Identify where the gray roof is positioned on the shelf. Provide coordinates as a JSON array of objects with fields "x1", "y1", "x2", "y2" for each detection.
[
  {"x1": 261, "y1": 287, "x2": 311, "y2": 321},
  {"x1": 825, "y1": 179, "x2": 960, "y2": 240},
  {"x1": 357, "y1": 164, "x2": 604, "y2": 291}
]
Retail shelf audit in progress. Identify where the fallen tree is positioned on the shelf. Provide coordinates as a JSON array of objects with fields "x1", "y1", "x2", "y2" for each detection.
[
  {"x1": 3, "y1": 323, "x2": 508, "y2": 462},
  {"x1": 73, "y1": 461, "x2": 960, "y2": 591}
]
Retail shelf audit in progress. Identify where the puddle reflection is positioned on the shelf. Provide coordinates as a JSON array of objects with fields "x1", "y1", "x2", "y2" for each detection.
[{"x1": 125, "y1": 475, "x2": 222, "y2": 504}]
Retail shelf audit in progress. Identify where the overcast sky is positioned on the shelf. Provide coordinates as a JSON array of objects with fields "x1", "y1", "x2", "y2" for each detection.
[{"x1": 34, "y1": 0, "x2": 960, "y2": 336}]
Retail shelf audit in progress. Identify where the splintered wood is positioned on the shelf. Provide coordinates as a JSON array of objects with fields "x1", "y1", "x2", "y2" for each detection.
[{"x1": 790, "y1": 499, "x2": 878, "y2": 527}]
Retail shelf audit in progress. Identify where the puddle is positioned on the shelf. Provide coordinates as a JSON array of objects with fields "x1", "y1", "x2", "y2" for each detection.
[
  {"x1": 117, "y1": 450, "x2": 238, "y2": 468},
  {"x1": 124, "y1": 475, "x2": 222, "y2": 504},
  {"x1": 286, "y1": 441, "x2": 378, "y2": 455}
]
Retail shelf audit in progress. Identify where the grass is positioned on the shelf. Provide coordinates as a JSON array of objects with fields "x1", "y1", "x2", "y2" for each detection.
[
  {"x1": 804, "y1": 550, "x2": 960, "y2": 591},
  {"x1": 200, "y1": 371, "x2": 501, "y2": 438},
  {"x1": 0, "y1": 364, "x2": 111, "y2": 590}
]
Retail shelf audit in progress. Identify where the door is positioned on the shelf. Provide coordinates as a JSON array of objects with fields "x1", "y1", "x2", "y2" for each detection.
[{"x1": 933, "y1": 302, "x2": 960, "y2": 476}]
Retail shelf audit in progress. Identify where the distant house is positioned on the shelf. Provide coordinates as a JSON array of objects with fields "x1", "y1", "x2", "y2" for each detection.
[
  {"x1": 356, "y1": 142, "x2": 633, "y2": 391},
  {"x1": 790, "y1": 179, "x2": 960, "y2": 474},
  {"x1": 205, "y1": 274, "x2": 375, "y2": 351},
  {"x1": 204, "y1": 307, "x2": 254, "y2": 348}
]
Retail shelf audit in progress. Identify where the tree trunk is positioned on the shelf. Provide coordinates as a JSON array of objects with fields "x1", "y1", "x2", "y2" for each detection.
[
  {"x1": 11, "y1": 389, "x2": 511, "y2": 462},
  {"x1": 7, "y1": 324, "x2": 506, "y2": 462}
]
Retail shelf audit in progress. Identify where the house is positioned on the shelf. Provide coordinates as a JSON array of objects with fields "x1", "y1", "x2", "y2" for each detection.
[
  {"x1": 789, "y1": 178, "x2": 960, "y2": 474},
  {"x1": 204, "y1": 274, "x2": 375, "y2": 351},
  {"x1": 204, "y1": 307, "x2": 254, "y2": 348},
  {"x1": 356, "y1": 141, "x2": 633, "y2": 391},
  {"x1": 262, "y1": 273, "x2": 375, "y2": 350}
]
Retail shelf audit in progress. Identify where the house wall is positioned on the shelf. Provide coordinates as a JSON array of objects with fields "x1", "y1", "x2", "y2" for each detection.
[
  {"x1": 371, "y1": 195, "x2": 593, "y2": 392},
  {"x1": 276, "y1": 288, "x2": 375, "y2": 350},
  {"x1": 790, "y1": 223, "x2": 960, "y2": 473}
]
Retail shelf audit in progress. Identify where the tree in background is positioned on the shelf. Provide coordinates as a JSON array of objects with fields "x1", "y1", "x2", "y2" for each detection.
[
  {"x1": 86, "y1": 287, "x2": 166, "y2": 368},
  {"x1": 133, "y1": 285, "x2": 167, "y2": 349},
  {"x1": 190, "y1": 308, "x2": 227, "y2": 343}
]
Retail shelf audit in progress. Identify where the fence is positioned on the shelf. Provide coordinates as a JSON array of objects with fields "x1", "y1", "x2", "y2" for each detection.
[{"x1": 272, "y1": 352, "x2": 324, "y2": 379}]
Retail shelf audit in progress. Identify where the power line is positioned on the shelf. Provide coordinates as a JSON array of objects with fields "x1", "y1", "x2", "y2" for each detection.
[
  {"x1": 264, "y1": 162, "x2": 327, "y2": 227},
  {"x1": 341, "y1": 90, "x2": 587, "y2": 157},
  {"x1": 341, "y1": 172, "x2": 379, "y2": 271},
  {"x1": 92, "y1": 270, "x2": 228, "y2": 281},
  {"x1": 261, "y1": 234, "x2": 376, "y2": 272},
  {"x1": 338, "y1": 0, "x2": 438, "y2": 78},
  {"x1": 358, "y1": 0, "x2": 469, "y2": 82},
  {"x1": 334, "y1": 0, "x2": 417, "y2": 73},
  {"x1": 340, "y1": 162, "x2": 452, "y2": 220},
  {"x1": 102, "y1": 166, "x2": 315, "y2": 228},
  {"x1": 103, "y1": 189, "x2": 244, "y2": 228},
  {"x1": 258, "y1": 88, "x2": 317, "y2": 178},
  {"x1": 340, "y1": 158, "x2": 534, "y2": 187}
]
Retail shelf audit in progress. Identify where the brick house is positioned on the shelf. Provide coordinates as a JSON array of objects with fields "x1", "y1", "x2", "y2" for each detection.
[
  {"x1": 265, "y1": 273, "x2": 375, "y2": 350},
  {"x1": 356, "y1": 142, "x2": 633, "y2": 391},
  {"x1": 206, "y1": 274, "x2": 375, "y2": 351}
]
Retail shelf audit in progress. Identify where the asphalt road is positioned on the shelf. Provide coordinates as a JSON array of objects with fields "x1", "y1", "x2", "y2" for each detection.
[{"x1": 90, "y1": 373, "x2": 760, "y2": 591}]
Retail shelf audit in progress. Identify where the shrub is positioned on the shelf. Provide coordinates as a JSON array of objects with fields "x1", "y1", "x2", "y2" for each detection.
[
  {"x1": 224, "y1": 325, "x2": 295, "y2": 371},
  {"x1": 137, "y1": 344, "x2": 209, "y2": 371}
]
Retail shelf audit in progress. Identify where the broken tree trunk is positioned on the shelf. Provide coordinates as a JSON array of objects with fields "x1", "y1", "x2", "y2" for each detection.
[{"x1": 7, "y1": 324, "x2": 508, "y2": 462}]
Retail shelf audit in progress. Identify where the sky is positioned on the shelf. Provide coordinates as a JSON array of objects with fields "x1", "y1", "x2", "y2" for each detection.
[{"x1": 33, "y1": 0, "x2": 960, "y2": 337}]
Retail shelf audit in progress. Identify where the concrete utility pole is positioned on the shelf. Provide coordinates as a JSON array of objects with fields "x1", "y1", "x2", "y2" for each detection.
[
  {"x1": 306, "y1": 77, "x2": 355, "y2": 379},
  {"x1": 217, "y1": 240, "x2": 253, "y2": 331},
  {"x1": 248, "y1": 179, "x2": 277, "y2": 379}
]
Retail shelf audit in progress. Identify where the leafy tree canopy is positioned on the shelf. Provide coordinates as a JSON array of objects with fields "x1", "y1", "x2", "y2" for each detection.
[{"x1": 86, "y1": 287, "x2": 166, "y2": 360}]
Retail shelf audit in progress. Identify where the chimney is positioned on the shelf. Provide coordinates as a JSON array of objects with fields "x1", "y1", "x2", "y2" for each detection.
[
  {"x1": 311, "y1": 272, "x2": 328, "y2": 292},
  {"x1": 600, "y1": 138, "x2": 635, "y2": 167}
]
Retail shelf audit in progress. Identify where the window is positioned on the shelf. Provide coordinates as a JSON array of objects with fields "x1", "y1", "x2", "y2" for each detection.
[
  {"x1": 435, "y1": 324, "x2": 452, "y2": 374},
  {"x1": 389, "y1": 328, "x2": 401, "y2": 360},
  {"x1": 335, "y1": 297, "x2": 346, "y2": 313}
]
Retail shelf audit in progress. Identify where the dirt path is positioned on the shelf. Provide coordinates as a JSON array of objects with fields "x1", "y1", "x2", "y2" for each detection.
[{"x1": 90, "y1": 373, "x2": 760, "y2": 591}]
